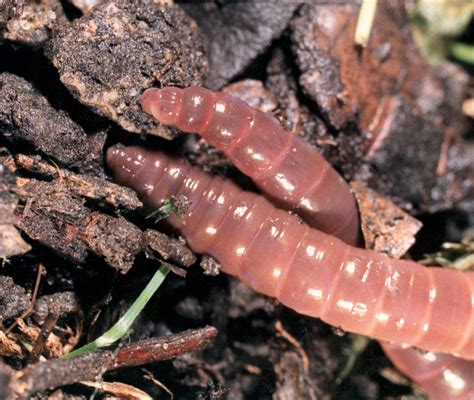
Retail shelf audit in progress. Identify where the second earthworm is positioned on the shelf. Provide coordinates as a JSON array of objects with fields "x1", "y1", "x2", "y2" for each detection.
[{"x1": 140, "y1": 86, "x2": 361, "y2": 246}]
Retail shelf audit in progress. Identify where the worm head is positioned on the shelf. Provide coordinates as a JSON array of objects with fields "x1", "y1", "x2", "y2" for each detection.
[{"x1": 141, "y1": 87, "x2": 183, "y2": 125}]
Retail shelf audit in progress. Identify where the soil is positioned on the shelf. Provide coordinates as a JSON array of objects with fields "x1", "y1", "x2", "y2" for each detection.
[{"x1": 0, "y1": 1, "x2": 472, "y2": 399}]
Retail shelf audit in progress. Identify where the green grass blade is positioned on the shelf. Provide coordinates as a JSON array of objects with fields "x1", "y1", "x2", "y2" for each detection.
[
  {"x1": 63, "y1": 264, "x2": 170, "y2": 359},
  {"x1": 450, "y1": 42, "x2": 474, "y2": 65}
]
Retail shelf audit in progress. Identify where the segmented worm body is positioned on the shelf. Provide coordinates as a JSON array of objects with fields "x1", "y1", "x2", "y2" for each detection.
[
  {"x1": 108, "y1": 86, "x2": 474, "y2": 398},
  {"x1": 140, "y1": 87, "x2": 360, "y2": 245},
  {"x1": 381, "y1": 343, "x2": 474, "y2": 400},
  {"x1": 107, "y1": 145, "x2": 474, "y2": 360}
]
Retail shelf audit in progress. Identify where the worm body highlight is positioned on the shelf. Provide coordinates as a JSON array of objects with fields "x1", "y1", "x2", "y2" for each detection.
[
  {"x1": 107, "y1": 146, "x2": 474, "y2": 360},
  {"x1": 114, "y1": 86, "x2": 474, "y2": 397},
  {"x1": 382, "y1": 343, "x2": 474, "y2": 400},
  {"x1": 140, "y1": 86, "x2": 360, "y2": 245}
]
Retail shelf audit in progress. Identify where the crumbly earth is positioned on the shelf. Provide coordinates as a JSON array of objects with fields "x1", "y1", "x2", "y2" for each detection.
[
  {"x1": 2, "y1": 0, "x2": 66, "y2": 46},
  {"x1": 47, "y1": 0, "x2": 208, "y2": 138},
  {"x1": 0, "y1": 0, "x2": 24, "y2": 32},
  {"x1": 0, "y1": 153, "x2": 30, "y2": 258},
  {"x1": 290, "y1": 2, "x2": 473, "y2": 210},
  {"x1": 0, "y1": 73, "x2": 94, "y2": 170}
]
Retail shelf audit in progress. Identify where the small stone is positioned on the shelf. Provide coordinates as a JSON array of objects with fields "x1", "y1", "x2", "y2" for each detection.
[{"x1": 200, "y1": 255, "x2": 221, "y2": 276}]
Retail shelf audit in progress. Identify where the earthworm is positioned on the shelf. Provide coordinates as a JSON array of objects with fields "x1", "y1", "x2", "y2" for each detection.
[
  {"x1": 381, "y1": 343, "x2": 474, "y2": 400},
  {"x1": 140, "y1": 86, "x2": 360, "y2": 246},
  {"x1": 106, "y1": 145, "x2": 474, "y2": 360},
  {"x1": 116, "y1": 86, "x2": 474, "y2": 396}
]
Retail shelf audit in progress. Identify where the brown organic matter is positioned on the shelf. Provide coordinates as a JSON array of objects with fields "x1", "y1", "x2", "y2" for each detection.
[
  {"x1": 0, "y1": 151, "x2": 30, "y2": 258},
  {"x1": 0, "y1": 73, "x2": 95, "y2": 170},
  {"x1": 47, "y1": 0, "x2": 208, "y2": 138},
  {"x1": 290, "y1": 1, "x2": 472, "y2": 210},
  {"x1": 351, "y1": 181, "x2": 423, "y2": 258},
  {"x1": 1, "y1": 327, "x2": 217, "y2": 399},
  {"x1": 14, "y1": 174, "x2": 196, "y2": 273}
]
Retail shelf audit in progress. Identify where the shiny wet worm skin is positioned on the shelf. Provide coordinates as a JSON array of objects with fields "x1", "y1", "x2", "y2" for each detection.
[{"x1": 107, "y1": 86, "x2": 474, "y2": 399}]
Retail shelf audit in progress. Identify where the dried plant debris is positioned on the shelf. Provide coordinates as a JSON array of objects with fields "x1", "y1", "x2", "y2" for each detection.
[
  {"x1": 351, "y1": 181, "x2": 423, "y2": 258},
  {"x1": 47, "y1": 0, "x2": 208, "y2": 138},
  {"x1": 0, "y1": 283, "x2": 81, "y2": 381},
  {"x1": 0, "y1": 153, "x2": 31, "y2": 258},
  {"x1": 15, "y1": 178, "x2": 143, "y2": 271},
  {"x1": 0, "y1": 326, "x2": 217, "y2": 399},
  {"x1": 13, "y1": 159, "x2": 195, "y2": 271},
  {"x1": 144, "y1": 230, "x2": 196, "y2": 269},
  {"x1": 15, "y1": 153, "x2": 143, "y2": 212},
  {"x1": 2, "y1": 0, "x2": 67, "y2": 46},
  {"x1": 0, "y1": 73, "x2": 95, "y2": 171},
  {"x1": 7, "y1": 290, "x2": 82, "y2": 363},
  {"x1": 290, "y1": 1, "x2": 471, "y2": 210},
  {"x1": 182, "y1": 0, "x2": 297, "y2": 90},
  {"x1": 421, "y1": 239, "x2": 474, "y2": 272}
]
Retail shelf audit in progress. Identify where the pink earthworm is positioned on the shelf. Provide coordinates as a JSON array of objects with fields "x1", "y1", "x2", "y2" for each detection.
[
  {"x1": 106, "y1": 145, "x2": 474, "y2": 361},
  {"x1": 108, "y1": 86, "x2": 474, "y2": 397},
  {"x1": 381, "y1": 343, "x2": 474, "y2": 400},
  {"x1": 140, "y1": 86, "x2": 361, "y2": 246}
]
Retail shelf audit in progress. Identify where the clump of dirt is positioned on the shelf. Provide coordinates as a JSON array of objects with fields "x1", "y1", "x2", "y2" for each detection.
[
  {"x1": 47, "y1": 0, "x2": 208, "y2": 138},
  {"x1": 0, "y1": 73, "x2": 95, "y2": 170}
]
